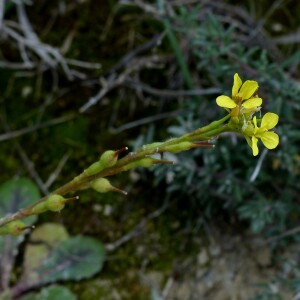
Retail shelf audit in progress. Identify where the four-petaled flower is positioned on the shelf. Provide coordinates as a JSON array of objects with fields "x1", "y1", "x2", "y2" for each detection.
[
  {"x1": 215, "y1": 72, "x2": 279, "y2": 156},
  {"x1": 216, "y1": 73, "x2": 262, "y2": 111},
  {"x1": 248, "y1": 112, "x2": 279, "y2": 156}
]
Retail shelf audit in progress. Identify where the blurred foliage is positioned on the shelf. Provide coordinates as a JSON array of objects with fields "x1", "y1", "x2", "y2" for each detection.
[
  {"x1": 132, "y1": 3, "x2": 300, "y2": 237},
  {"x1": 0, "y1": 178, "x2": 105, "y2": 300},
  {"x1": 20, "y1": 285, "x2": 77, "y2": 300},
  {"x1": 0, "y1": 180, "x2": 105, "y2": 299},
  {"x1": 0, "y1": 178, "x2": 39, "y2": 284}
]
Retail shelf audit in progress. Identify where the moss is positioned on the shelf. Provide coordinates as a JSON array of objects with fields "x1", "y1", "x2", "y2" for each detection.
[{"x1": 68, "y1": 275, "x2": 150, "y2": 300}]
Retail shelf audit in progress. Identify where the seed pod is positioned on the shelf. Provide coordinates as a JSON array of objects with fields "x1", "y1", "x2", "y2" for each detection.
[
  {"x1": 84, "y1": 161, "x2": 102, "y2": 176},
  {"x1": 85, "y1": 148, "x2": 128, "y2": 177},
  {"x1": 98, "y1": 150, "x2": 120, "y2": 170},
  {"x1": 164, "y1": 142, "x2": 193, "y2": 153},
  {"x1": 141, "y1": 142, "x2": 163, "y2": 151},
  {"x1": 30, "y1": 201, "x2": 48, "y2": 215},
  {"x1": 0, "y1": 220, "x2": 27, "y2": 236},
  {"x1": 123, "y1": 157, "x2": 155, "y2": 171},
  {"x1": 91, "y1": 178, "x2": 127, "y2": 195},
  {"x1": 100, "y1": 147, "x2": 128, "y2": 168},
  {"x1": 46, "y1": 194, "x2": 66, "y2": 212}
]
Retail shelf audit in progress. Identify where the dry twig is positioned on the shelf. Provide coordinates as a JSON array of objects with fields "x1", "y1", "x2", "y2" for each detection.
[{"x1": 105, "y1": 201, "x2": 168, "y2": 252}]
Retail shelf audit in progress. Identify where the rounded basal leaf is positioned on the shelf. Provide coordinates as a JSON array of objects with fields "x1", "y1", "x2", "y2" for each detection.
[
  {"x1": 0, "y1": 178, "x2": 40, "y2": 226},
  {"x1": 22, "y1": 223, "x2": 69, "y2": 286},
  {"x1": 20, "y1": 285, "x2": 76, "y2": 300},
  {"x1": 0, "y1": 178, "x2": 40, "y2": 288},
  {"x1": 36, "y1": 235, "x2": 105, "y2": 283}
]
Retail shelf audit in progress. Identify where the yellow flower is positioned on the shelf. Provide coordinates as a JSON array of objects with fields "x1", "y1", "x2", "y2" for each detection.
[
  {"x1": 216, "y1": 73, "x2": 262, "y2": 110},
  {"x1": 249, "y1": 112, "x2": 279, "y2": 156}
]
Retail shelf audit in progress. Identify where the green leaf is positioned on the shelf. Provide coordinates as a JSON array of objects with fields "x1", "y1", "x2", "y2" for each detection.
[
  {"x1": 20, "y1": 285, "x2": 76, "y2": 300},
  {"x1": 36, "y1": 235, "x2": 105, "y2": 284},
  {"x1": 0, "y1": 289, "x2": 12, "y2": 300},
  {"x1": 0, "y1": 178, "x2": 40, "y2": 289},
  {"x1": 21, "y1": 223, "x2": 69, "y2": 286},
  {"x1": 0, "y1": 178, "x2": 40, "y2": 225}
]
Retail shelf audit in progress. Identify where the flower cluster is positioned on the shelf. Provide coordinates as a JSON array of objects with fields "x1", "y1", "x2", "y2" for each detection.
[{"x1": 216, "y1": 73, "x2": 279, "y2": 156}]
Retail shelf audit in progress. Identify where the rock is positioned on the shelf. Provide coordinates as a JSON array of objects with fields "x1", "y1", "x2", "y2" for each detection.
[{"x1": 197, "y1": 248, "x2": 210, "y2": 266}]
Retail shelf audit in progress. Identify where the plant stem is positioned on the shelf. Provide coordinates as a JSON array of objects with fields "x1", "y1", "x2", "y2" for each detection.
[{"x1": 0, "y1": 114, "x2": 230, "y2": 229}]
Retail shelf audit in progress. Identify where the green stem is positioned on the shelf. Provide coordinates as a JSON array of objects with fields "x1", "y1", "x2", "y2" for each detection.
[
  {"x1": 181, "y1": 114, "x2": 231, "y2": 141},
  {"x1": 0, "y1": 114, "x2": 231, "y2": 230},
  {"x1": 191, "y1": 125, "x2": 229, "y2": 141},
  {"x1": 33, "y1": 114, "x2": 231, "y2": 196}
]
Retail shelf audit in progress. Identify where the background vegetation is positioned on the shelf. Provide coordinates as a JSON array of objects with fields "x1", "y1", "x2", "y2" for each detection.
[{"x1": 0, "y1": 0, "x2": 300, "y2": 299}]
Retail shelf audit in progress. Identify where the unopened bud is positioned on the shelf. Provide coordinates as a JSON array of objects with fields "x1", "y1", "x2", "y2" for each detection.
[{"x1": 91, "y1": 178, "x2": 127, "y2": 195}]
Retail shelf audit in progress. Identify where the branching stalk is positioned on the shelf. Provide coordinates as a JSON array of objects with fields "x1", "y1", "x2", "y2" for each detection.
[{"x1": 0, "y1": 114, "x2": 230, "y2": 231}]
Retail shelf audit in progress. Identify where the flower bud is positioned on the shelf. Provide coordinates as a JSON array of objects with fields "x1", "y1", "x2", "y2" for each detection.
[{"x1": 46, "y1": 194, "x2": 66, "y2": 212}]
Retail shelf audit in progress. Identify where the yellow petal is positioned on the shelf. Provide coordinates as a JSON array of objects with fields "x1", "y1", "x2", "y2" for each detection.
[
  {"x1": 261, "y1": 112, "x2": 279, "y2": 130},
  {"x1": 242, "y1": 97, "x2": 262, "y2": 109},
  {"x1": 232, "y1": 73, "x2": 242, "y2": 97},
  {"x1": 216, "y1": 95, "x2": 237, "y2": 108},
  {"x1": 240, "y1": 80, "x2": 258, "y2": 100},
  {"x1": 251, "y1": 136, "x2": 259, "y2": 156},
  {"x1": 261, "y1": 131, "x2": 279, "y2": 149}
]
